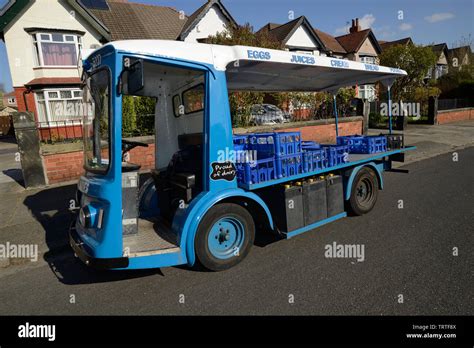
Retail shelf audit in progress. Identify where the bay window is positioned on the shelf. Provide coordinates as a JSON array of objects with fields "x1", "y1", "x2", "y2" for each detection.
[
  {"x1": 360, "y1": 55, "x2": 377, "y2": 65},
  {"x1": 358, "y1": 56, "x2": 377, "y2": 101},
  {"x1": 32, "y1": 32, "x2": 82, "y2": 67},
  {"x1": 35, "y1": 88, "x2": 83, "y2": 125},
  {"x1": 359, "y1": 84, "x2": 376, "y2": 101}
]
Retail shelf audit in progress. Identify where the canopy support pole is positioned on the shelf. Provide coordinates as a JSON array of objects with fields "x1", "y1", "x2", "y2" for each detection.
[
  {"x1": 387, "y1": 85, "x2": 393, "y2": 135},
  {"x1": 333, "y1": 94, "x2": 339, "y2": 138}
]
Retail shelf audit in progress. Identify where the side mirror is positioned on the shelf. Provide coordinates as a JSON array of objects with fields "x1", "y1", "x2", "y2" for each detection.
[{"x1": 127, "y1": 59, "x2": 144, "y2": 95}]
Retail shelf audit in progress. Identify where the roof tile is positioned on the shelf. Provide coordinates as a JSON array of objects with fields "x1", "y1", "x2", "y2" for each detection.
[
  {"x1": 335, "y1": 29, "x2": 371, "y2": 53},
  {"x1": 89, "y1": 2, "x2": 187, "y2": 41},
  {"x1": 313, "y1": 28, "x2": 346, "y2": 54}
]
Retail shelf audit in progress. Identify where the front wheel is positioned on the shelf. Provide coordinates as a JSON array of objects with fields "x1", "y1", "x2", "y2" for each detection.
[
  {"x1": 347, "y1": 167, "x2": 379, "y2": 216},
  {"x1": 194, "y1": 203, "x2": 255, "y2": 271}
]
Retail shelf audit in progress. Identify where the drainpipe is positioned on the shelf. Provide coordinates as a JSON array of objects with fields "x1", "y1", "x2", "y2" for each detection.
[{"x1": 22, "y1": 86, "x2": 33, "y2": 112}]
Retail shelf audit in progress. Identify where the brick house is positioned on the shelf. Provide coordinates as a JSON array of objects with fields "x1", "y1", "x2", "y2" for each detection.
[
  {"x1": 334, "y1": 19, "x2": 382, "y2": 101},
  {"x1": 256, "y1": 16, "x2": 328, "y2": 56},
  {"x1": 447, "y1": 46, "x2": 472, "y2": 73},
  {"x1": 426, "y1": 43, "x2": 449, "y2": 79},
  {"x1": 0, "y1": 0, "x2": 237, "y2": 139},
  {"x1": 379, "y1": 37, "x2": 413, "y2": 52},
  {"x1": 2, "y1": 91, "x2": 17, "y2": 108},
  {"x1": 258, "y1": 17, "x2": 382, "y2": 101}
]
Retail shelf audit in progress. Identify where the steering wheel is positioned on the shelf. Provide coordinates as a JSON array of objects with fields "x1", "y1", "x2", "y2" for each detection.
[{"x1": 121, "y1": 139, "x2": 149, "y2": 172}]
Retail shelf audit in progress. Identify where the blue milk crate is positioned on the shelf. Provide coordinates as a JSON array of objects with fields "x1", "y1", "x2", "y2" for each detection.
[
  {"x1": 364, "y1": 136, "x2": 387, "y2": 154},
  {"x1": 236, "y1": 157, "x2": 276, "y2": 185},
  {"x1": 337, "y1": 135, "x2": 387, "y2": 154},
  {"x1": 249, "y1": 131, "x2": 302, "y2": 157},
  {"x1": 233, "y1": 134, "x2": 249, "y2": 152},
  {"x1": 277, "y1": 153, "x2": 304, "y2": 178},
  {"x1": 274, "y1": 131, "x2": 302, "y2": 156},
  {"x1": 322, "y1": 144, "x2": 350, "y2": 167},
  {"x1": 248, "y1": 133, "x2": 276, "y2": 159},
  {"x1": 336, "y1": 135, "x2": 365, "y2": 150},
  {"x1": 302, "y1": 141, "x2": 321, "y2": 151},
  {"x1": 302, "y1": 149, "x2": 326, "y2": 172}
]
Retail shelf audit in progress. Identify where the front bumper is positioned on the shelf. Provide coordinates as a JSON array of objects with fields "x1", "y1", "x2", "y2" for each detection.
[{"x1": 69, "y1": 224, "x2": 129, "y2": 270}]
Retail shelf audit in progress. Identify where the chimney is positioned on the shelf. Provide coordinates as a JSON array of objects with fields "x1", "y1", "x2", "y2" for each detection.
[{"x1": 349, "y1": 18, "x2": 361, "y2": 33}]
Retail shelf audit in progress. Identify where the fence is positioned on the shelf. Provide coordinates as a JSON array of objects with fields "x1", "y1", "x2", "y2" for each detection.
[
  {"x1": 37, "y1": 112, "x2": 155, "y2": 144},
  {"x1": 0, "y1": 115, "x2": 14, "y2": 136},
  {"x1": 438, "y1": 98, "x2": 474, "y2": 111}
]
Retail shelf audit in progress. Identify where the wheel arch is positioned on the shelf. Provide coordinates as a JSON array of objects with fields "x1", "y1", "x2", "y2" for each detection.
[
  {"x1": 343, "y1": 162, "x2": 384, "y2": 201},
  {"x1": 181, "y1": 189, "x2": 274, "y2": 266}
]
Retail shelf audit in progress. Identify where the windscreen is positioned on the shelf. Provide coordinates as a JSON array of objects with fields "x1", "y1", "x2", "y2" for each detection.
[{"x1": 83, "y1": 68, "x2": 111, "y2": 173}]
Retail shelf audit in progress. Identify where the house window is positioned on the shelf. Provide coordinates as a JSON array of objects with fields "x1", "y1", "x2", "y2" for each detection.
[
  {"x1": 435, "y1": 64, "x2": 448, "y2": 79},
  {"x1": 360, "y1": 56, "x2": 377, "y2": 65},
  {"x1": 288, "y1": 48, "x2": 314, "y2": 55},
  {"x1": 35, "y1": 88, "x2": 83, "y2": 125},
  {"x1": 32, "y1": 33, "x2": 82, "y2": 67},
  {"x1": 7, "y1": 97, "x2": 16, "y2": 104},
  {"x1": 359, "y1": 84, "x2": 376, "y2": 101}
]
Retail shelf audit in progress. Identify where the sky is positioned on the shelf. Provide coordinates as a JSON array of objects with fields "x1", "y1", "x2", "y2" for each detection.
[{"x1": 0, "y1": 0, "x2": 473, "y2": 92}]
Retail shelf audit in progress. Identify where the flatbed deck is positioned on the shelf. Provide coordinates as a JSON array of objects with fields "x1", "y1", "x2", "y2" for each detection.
[{"x1": 238, "y1": 146, "x2": 416, "y2": 190}]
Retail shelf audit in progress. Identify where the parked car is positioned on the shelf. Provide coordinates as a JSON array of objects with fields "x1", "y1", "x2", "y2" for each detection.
[{"x1": 250, "y1": 104, "x2": 290, "y2": 125}]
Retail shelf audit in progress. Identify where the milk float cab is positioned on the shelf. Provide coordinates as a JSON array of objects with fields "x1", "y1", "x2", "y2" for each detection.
[{"x1": 70, "y1": 40, "x2": 414, "y2": 271}]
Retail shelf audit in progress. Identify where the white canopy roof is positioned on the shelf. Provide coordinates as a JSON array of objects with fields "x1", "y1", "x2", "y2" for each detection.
[{"x1": 106, "y1": 40, "x2": 407, "y2": 92}]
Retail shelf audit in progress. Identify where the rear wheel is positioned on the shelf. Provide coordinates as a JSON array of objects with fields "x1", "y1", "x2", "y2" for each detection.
[
  {"x1": 195, "y1": 203, "x2": 255, "y2": 271},
  {"x1": 347, "y1": 167, "x2": 379, "y2": 216}
]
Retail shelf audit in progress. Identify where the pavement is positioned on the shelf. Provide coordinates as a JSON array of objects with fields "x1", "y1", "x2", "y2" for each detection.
[
  {"x1": 0, "y1": 121, "x2": 472, "y2": 314},
  {"x1": 368, "y1": 120, "x2": 474, "y2": 166},
  {"x1": 0, "y1": 136, "x2": 77, "y2": 269}
]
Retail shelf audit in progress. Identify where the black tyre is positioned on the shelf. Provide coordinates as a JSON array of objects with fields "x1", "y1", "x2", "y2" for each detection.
[
  {"x1": 347, "y1": 167, "x2": 379, "y2": 216},
  {"x1": 194, "y1": 203, "x2": 255, "y2": 271}
]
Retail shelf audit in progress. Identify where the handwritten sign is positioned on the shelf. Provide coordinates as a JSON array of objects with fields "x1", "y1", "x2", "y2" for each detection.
[{"x1": 210, "y1": 162, "x2": 236, "y2": 181}]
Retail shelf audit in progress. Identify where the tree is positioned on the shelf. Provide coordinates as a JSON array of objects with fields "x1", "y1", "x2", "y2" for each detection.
[
  {"x1": 134, "y1": 96, "x2": 156, "y2": 134},
  {"x1": 121, "y1": 95, "x2": 156, "y2": 137},
  {"x1": 379, "y1": 44, "x2": 437, "y2": 100},
  {"x1": 207, "y1": 23, "x2": 283, "y2": 49},
  {"x1": 122, "y1": 95, "x2": 137, "y2": 137},
  {"x1": 207, "y1": 23, "x2": 282, "y2": 127}
]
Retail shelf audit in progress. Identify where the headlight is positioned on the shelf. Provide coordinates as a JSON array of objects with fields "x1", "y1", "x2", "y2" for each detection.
[{"x1": 78, "y1": 205, "x2": 104, "y2": 229}]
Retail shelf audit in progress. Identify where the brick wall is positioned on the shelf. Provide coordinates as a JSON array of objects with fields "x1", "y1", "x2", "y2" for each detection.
[
  {"x1": 437, "y1": 108, "x2": 473, "y2": 125},
  {"x1": 128, "y1": 143, "x2": 156, "y2": 171},
  {"x1": 42, "y1": 143, "x2": 156, "y2": 184},
  {"x1": 278, "y1": 120, "x2": 363, "y2": 144},
  {"x1": 43, "y1": 151, "x2": 85, "y2": 184}
]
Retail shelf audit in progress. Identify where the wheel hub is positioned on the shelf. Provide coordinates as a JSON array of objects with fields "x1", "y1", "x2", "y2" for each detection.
[
  {"x1": 356, "y1": 178, "x2": 373, "y2": 205},
  {"x1": 218, "y1": 228, "x2": 231, "y2": 243},
  {"x1": 208, "y1": 217, "x2": 245, "y2": 260}
]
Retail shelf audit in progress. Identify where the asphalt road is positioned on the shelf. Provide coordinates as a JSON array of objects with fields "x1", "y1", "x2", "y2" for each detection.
[{"x1": 0, "y1": 148, "x2": 473, "y2": 315}]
